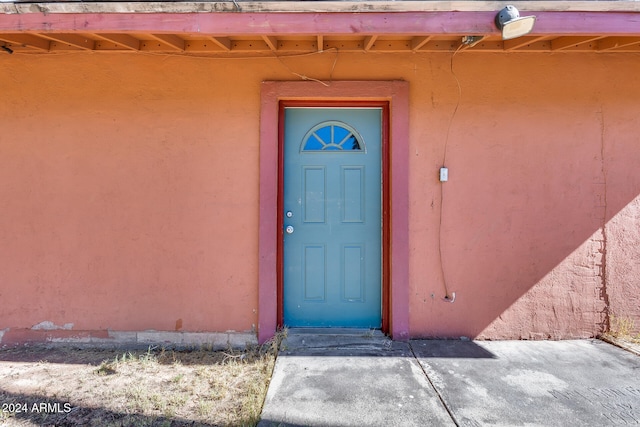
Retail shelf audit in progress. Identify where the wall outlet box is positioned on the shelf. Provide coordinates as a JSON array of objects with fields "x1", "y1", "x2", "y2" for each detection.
[{"x1": 440, "y1": 167, "x2": 449, "y2": 182}]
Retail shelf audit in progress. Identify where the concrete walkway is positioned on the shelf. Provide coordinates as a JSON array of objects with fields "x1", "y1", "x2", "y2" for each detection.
[{"x1": 259, "y1": 330, "x2": 640, "y2": 427}]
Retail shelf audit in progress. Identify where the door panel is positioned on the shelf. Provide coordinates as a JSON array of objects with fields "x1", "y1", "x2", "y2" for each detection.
[
  {"x1": 283, "y1": 107, "x2": 382, "y2": 328},
  {"x1": 342, "y1": 166, "x2": 364, "y2": 222},
  {"x1": 303, "y1": 167, "x2": 326, "y2": 223}
]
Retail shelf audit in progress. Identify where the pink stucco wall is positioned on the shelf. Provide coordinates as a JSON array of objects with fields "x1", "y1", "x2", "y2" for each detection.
[
  {"x1": 0, "y1": 51, "x2": 638, "y2": 344},
  {"x1": 602, "y1": 104, "x2": 640, "y2": 335},
  {"x1": 408, "y1": 54, "x2": 640, "y2": 339},
  {"x1": 0, "y1": 55, "x2": 262, "y2": 337}
]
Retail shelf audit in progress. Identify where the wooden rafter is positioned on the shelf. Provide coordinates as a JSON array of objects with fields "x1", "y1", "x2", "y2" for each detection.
[
  {"x1": 1, "y1": 12, "x2": 639, "y2": 37},
  {"x1": 273, "y1": 39, "x2": 316, "y2": 52},
  {"x1": 149, "y1": 34, "x2": 185, "y2": 51},
  {"x1": 551, "y1": 36, "x2": 604, "y2": 51},
  {"x1": 229, "y1": 39, "x2": 271, "y2": 52},
  {"x1": 598, "y1": 36, "x2": 640, "y2": 51},
  {"x1": 508, "y1": 40, "x2": 552, "y2": 52},
  {"x1": 363, "y1": 36, "x2": 377, "y2": 51},
  {"x1": 262, "y1": 35, "x2": 278, "y2": 51},
  {"x1": 210, "y1": 36, "x2": 231, "y2": 51},
  {"x1": 4, "y1": 2, "x2": 640, "y2": 15},
  {"x1": 36, "y1": 33, "x2": 95, "y2": 50},
  {"x1": 503, "y1": 36, "x2": 548, "y2": 51},
  {"x1": 369, "y1": 39, "x2": 412, "y2": 52},
  {"x1": 94, "y1": 33, "x2": 140, "y2": 50},
  {"x1": 411, "y1": 36, "x2": 432, "y2": 51},
  {"x1": 0, "y1": 9, "x2": 639, "y2": 56},
  {"x1": 420, "y1": 40, "x2": 459, "y2": 52},
  {"x1": 0, "y1": 33, "x2": 50, "y2": 51}
]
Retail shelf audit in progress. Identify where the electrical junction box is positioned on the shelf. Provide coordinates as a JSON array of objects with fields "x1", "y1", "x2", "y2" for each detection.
[{"x1": 440, "y1": 167, "x2": 449, "y2": 182}]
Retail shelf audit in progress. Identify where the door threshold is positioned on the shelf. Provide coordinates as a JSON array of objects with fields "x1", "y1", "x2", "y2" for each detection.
[
  {"x1": 286, "y1": 327, "x2": 385, "y2": 337},
  {"x1": 280, "y1": 328, "x2": 393, "y2": 353}
]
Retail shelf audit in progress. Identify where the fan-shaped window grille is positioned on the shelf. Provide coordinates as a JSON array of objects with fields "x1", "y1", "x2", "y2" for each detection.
[{"x1": 301, "y1": 121, "x2": 365, "y2": 152}]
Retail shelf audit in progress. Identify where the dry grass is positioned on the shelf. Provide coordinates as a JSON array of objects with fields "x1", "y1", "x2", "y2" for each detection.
[
  {"x1": 607, "y1": 315, "x2": 640, "y2": 344},
  {"x1": 0, "y1": 337, "x2": 281, "y2": 427}
]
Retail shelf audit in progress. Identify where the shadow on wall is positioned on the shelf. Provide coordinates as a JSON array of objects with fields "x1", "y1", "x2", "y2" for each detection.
[{"x1": 416, "y1": 74, "x2": 640, "y2": 339}]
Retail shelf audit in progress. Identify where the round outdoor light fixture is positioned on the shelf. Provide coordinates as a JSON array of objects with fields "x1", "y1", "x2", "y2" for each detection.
[{"x1": 495, "y1": 5, "x2": 536, "y2": 40}]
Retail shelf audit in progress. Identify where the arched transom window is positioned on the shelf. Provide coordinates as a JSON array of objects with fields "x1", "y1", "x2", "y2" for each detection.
[{"x1": 301, "y1": 121, "x2": 365, "y2": 152}]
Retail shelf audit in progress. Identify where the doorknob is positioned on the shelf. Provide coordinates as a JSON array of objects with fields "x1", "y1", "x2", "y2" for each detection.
[{"x1": 285, "y1": 225, "x2": 294, "y2": 234}]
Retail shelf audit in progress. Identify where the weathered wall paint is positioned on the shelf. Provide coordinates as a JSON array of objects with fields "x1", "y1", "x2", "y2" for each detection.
[
  {"x1": 0, "y1": 51, "x2": 638, "y2": 343},
  {"x1": 0, "y1": 54, "x2": 262, "y2": 336},
  {"x1": 411, "y1": 55, "x2": 640, "y2": 338},
  {"x1": 408, "y1": 53, "x2": 640, "y2": 338},
  {"x1": 601, "y1": 103, "x2": 640, "y2": 335}
]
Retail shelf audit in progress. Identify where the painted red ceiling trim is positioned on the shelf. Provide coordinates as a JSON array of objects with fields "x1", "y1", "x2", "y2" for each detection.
[{"x1": 0, "y1": 11, "x2": 639, "y2": 36}]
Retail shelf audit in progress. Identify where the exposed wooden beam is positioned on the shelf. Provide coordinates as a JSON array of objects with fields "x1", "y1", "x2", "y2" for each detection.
[
  {"x1": 507, "y1": 40, "x2": 551, "y2": 52},
  {"x1": 551, "y1": 36, "x2": 604, "y2": 51},
  {"x1": 210, "y1": 36, "x2": 231, "y2": 51},
  {"x1": 272, "y1": 39, "x2": 316, "y2": 52},
  {"x1": 465, "y1": 40, "x2": 505, "y2": 52},
  {"x1": 323, "y1": 39, "x2": 369, "y2": 52},
  {"x1": 0, "y1": 33, "x2": 49, "y2": 51},
  {"x1": 363, "y1": 36, "x2": 378, "y2": 51},
  {"x1": 230, "y1": 39, "x2": 270, "y2": 52},
  {"x1": 150, "y1": 34, "x2": 185, "y2": 51},
  {"x1": 503, "y1": 36, "x2": 547, "y2": 51},
  {"x1": 598, "y1": 36, "x2": 640, "y2": 51},
  {"x1": 419, "y1": 40, "x2": 459, "y2": 52},
  {"x1": 36, "y1": 33, "x2": 94, "y2": 50},
  {"x1": 262, "y1": 35, "x2": 278, "y2": 51},
  {"x1": 411, "y1": 36, "x2": 432, "y2": 51},
  {"x1": 5, "y1": 2, "x2": 640, "y2": 15},
  {"x1": 370, "y1": 39, "x2": 412, "y2": 52},
  {"x1": 0, "y1": 33, "x2": 639, "y2": 55},
  {"x1": 94, "y1": 33, "x2": 140, "y2": 50},
  {"x1": 610, "y1": 44, "x2": 640, "y2": 52},
  {"x1": 2, "y1": 12, "x2": 640, "y2": 37},
  {"x1": 184, "y1": 39, "x2": 232, "y2": 52}
]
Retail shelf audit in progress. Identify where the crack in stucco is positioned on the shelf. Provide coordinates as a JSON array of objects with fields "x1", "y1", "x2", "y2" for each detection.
[{"x1": 597, "y1": 107, "x2": 610, "y2": 334}]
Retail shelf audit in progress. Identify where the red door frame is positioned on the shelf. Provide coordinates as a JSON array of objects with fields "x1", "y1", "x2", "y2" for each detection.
[
  {"x1": 277, "y1": 100, "x2": 390, "y2": 332},
  {"x1": 258, "y1": 81, "x2": 409, "y2": 343}
]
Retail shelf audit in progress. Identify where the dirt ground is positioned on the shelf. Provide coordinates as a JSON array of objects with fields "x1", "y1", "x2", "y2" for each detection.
[
  {"x1": 1, "y1": 332, "x2": 636, "y2": 427},
  {"x1": 0, "y1": 343, "x2": 277, "y2": 427}
]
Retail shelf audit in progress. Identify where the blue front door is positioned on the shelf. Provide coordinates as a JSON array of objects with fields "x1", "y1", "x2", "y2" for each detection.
[{"x1": 283, "y1": 107, "x2": 382, "y2": 328}]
